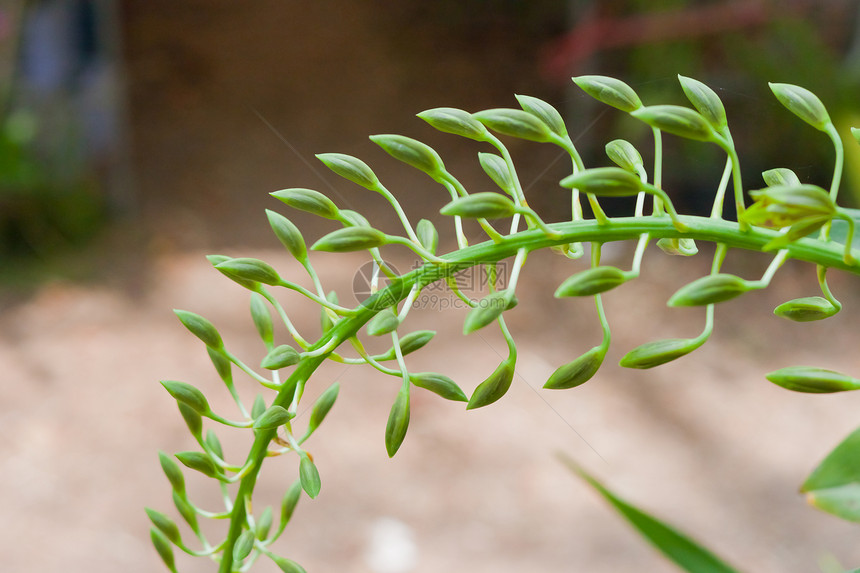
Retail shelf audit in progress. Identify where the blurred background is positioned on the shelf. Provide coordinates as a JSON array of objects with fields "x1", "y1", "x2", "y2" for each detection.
[{"x1": 2, "y1": 1, "x2": 860, "y2": 572}]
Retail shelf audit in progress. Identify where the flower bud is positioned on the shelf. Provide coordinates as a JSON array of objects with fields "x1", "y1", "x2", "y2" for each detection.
[
  {"x1": 769, "y1": 83, "x2": 831, "y2": 131},
  {"x1": 631, "y1": 105, "x2": 717, "y2": 142},
  {"x1": 311, "y1": 227, "x2": 388, "y2": 252},
  {"x1": 256, "y1": 506, "x2": 273, "y2": 541},
  {"x1": 554, "y1": 266, "x2": 628, "y2": 297},
  {"x1": 416, "y1": 219, "x2": 438, "y2": 254},
  {"x1": 544, "y1": 346, "x2": 605, "y2": 389},
  {"x1": 560, "y1": 167, "x2": 642, "y2": 197},
  {"x1": 338, "y1": 209, "x2": 371, "y2": 227},
  {"x1": 605, "y1": 139, "x2": 644, "y2": 173},
  {"x1": 367, "y1": 308, "x2": 400, "y2": 336},
  {"x1": 409, "y1": 372, "x2": 468, "y2": 402},
  {"x1": 678, "y1": 75, "x2": 727, "y2": 132},
  {"x1": 250, "y1": 293, "x2": 274, "y2": 346},
  {"x1": 261, "y1": 344, "x2": 300, "y2": 370},
  {"x1": 667, "y1": 273, "x2": 752, "y2": 307},
  {"x1": 472, "y1": 108, "x2": 553, "y2": 142},
  {"x1": 417, "y1": 107, "x2": 488, "y2": 141},
  {"x1": 175, "y1": 451, "x2": 222, "y2": 479},
  {"x1": 573, "y1": 75, "x2": 642, "y2": 112},
  {"x1": 385, "y1": 382, "x2": 411, "y2": 457},
  {"x1": 463, "y1": 290, "x2": 517, "y2": 334},
  {"x1": 440, "y1": 192, "x2": 517, "y2": 219},
  {"x1": 266, "y1": 210, "x2": 308, "y2": 263},
  {"x1": 233, "y1": 529, "x2": 256, "y2": 562},
  {"x1": 376, "y1": 330, "x2": 435, "y2": 361},
  {"x1": 774, "y1": 296, "x2": 839, "y2": 322},
  {"x1": 159, "y1": 450, "x2": 186, "y2": 495},
  {"x1": 619, "y1": 337, "x2": 702, "y2": 369},
  {"x1": 467, "y1": 354, "x2": 516, "y2": 410},
  {"x1": 478, "y1": 152, "x2": 516, "y2": 196},
  {"x1": 150, "y1": 528, "x2": 177, "y2": 573},
  {"x1": 178, "y1": 402, "x2": 203, "y2": 439},
  {"x1": 299, "y1": 451, "x2": 321, "y2": 498},
  {"x1": 279, "y1": 479, "x2": 302, "y2": 530},
  {"x1": 145, "y1": 508, "x2": 182, "y2": 545},
  {"x1": 761, "y1": 168, "x2": 801, "y2": 188},
  {"x1": 161, "y1": 380, "x2": 210, "y2": 414},
  {"x1": 766, "y1": 366, "x2": 860, "y2": 393},
  {"x1": 268, "y1": 554, "x2": 308, "y2": 573},
  {"x1": 515, "y1": 94, "x2": 568, "y2": 138},
  {"x1": 253, "y1": 405, "x2": 294, "y2": 430},
  {"x1": 251, "y1": 394, "x2": 267, "y2": 419},
  {"x1": 657, "y1": 238, "x2": 698, "y2": 256},
  {"x1": 315, "y1": 152, "x2": 379, "y2": 190},
  {"x1": 307, "y1": 382, "x2": 339, "y2": 435},
  {"x1": 271, "y1": 188, "x2": 339, "y2": 219},
  {"x1": 215, "y1": 257, "x2": 282, "y2": 286},
  {"x1": 370, "y1": 134, "x2": 446, "y2": 179},
  {"x1": 174, "y1": 309, "x2": 223, "y2": 349}
]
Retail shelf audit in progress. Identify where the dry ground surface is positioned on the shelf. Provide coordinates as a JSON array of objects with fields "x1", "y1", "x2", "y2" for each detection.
[{"x1": 2, "y1": 2, "x2": 860, "y2": 572}]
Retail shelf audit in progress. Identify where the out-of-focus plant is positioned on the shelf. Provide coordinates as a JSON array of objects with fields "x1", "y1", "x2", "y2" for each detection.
[{"x1": 152, "y1": 74, "x2": 860, "y2": 572}]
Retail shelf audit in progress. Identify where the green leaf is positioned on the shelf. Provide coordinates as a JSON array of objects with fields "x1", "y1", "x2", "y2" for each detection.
[
  {"x1": 256, "y1": 506, "x2": 273, "y2": 541},
  {"x1": 204, "y1": 429, "x2": 224, "y2": 460},
  {"x1": 279, "y1": 479, "x2": 302, "y2": 531},
  {"x1": 149, "y1": 528, "x2": 178, "y2": 573},
  {"x1": 158, "y1": 451, "x2": 186, "y2": 495},
  {"x1": 253, "y1": 405, "x2": 294, "y2": 430},
  {"x1": 311, "y1": 226, "x2": 388, "y2": 252},
  {"x1": 306, "y1": 382, "x2": 340, "y2": 435},
  {"x1": 172, "y1": 491, "x2": 199, "y2": 533},
  {"x1": 215, "y1": 257, "x2": 282, "y2": 286},
  {"x1": 631, "y1": 105, "x2": 717, "y2": 142},
  {"x1": 338, "y1": 209, "x2": 370, "y2": 227},
  {"x1": 573, "y1": 75, "x2": 642, "y2": 112},
  {"x1": 417, "y1": 107, "x2": 489, "y2": 141},
  {"x1": 605, "y1": 139, "x2": 644, "y2": 173},
  {"x1": 251, "y1": 394, "x2": 267, "y2": 419},
  {"x1": 385, "y1": 382, "x2": 411, "y2": 457},
  {"x1": 773, "y1": 297, "x2": 839, "y2": 322},
  {"x1": 560, "y1": 167, "x2": 642, "y2": 197},
  {"x1": 145, "y1": 508, "x2": 182, "y2": 545},
  {"x1": 415, "y1": 219, "x2": 438, "y2": 254},
  {"x1": 467, "y1": 353, "x2": 516, "y2": 410},
  {"x1": 515, "y1": 94, "x2": 568, "y2": 138},
  {"x1": 161, "y1": 380, "x2": 210, "y2": 415},
  {"x1": 678, "y1": 75, "x2": 727, "y2": 132},
  {"x1": 233, "y1": 529, "x2": 256, "y2": 562},
  {"x1": 544, "y1": 345, "x2": 605, "y2": 390},
  {"x1": 370, "y1": 134, "x2": 446, "y2": 178},
  {"x1": 366, "y1": 307, "x2": 400, "y2": 336},
  {"x1": 173, "y1": 309, "x2": 223, "y2": 349},
  {"x1": 208, "y1": 254, "x2": 257, "y2": 290},
  {"x1": 806, "y1": 484, "x2": 860, "y2": 523},
  {"x1": 769, "y1": 82, "x2": 831, "y2": 131},
  {"x1": 564, "y1": 460, "x2": 743, "y2": 573},
  {"x1": 250, "y1": 293, "x2": 274, "y2": 346},
  {"x1": 472, "y1": 108, "x2": 553, "y2": 142},
  {"x1": 620, "y1": 338, "x2": 704, "y2": 369},
  {"x1": 261, "y1": 344, "x2": 300, "y2": 370},
  {"x1": 761, "y1": 168, "x2": 801, "y2": 188},
  {"x1": 376, "y1": 330, "x2": 436, "y2": 361},
  {"x1": 667, "y1": 274, "x2": 752, "y2": 307},
  {"x1": 463, "y1": 290, "x2": 517, "y2": 334},
  {"x1": 803, "y1": 425, "x2": 860, "y2": 492},
  {"x1": 266, "y1": 210, "x2": 308, "y2": 263},
  {"x1": 409, "y1": 372, "x2": 468, "y2": 402},
  {"x1": 175, "y1": 451, "x2": 222, "y2": 479},
  {"x1": 269, "y1": 554, "x2": 309, "y2": 573},
  {"x1": 478, "y1": 152, "x2": 516, "y2": 196},
  {"x1": 207, "y1": 346, "x2": 232, "y2": 383},
  {"x1": 440, "y1": 192, "x2": 517, "y2": 219},
  {"x1": 271, "y1": 188, "x2": 340, "y2": 219},
  {"x1": 766, "y1": 366, "x2": 860, "y2": 394},
  {"x1": 299, "y1": 452, "x2": 321, "y2": 498},
  {"x1": 554, "y1": 266, "x2": 628, "y2": 297},
  {"x1": 316, "y1": 152, "x2": 379, "y2": 190},
  {"x1": 177, "y1": 402, "x2": 203, "y2": 439}
]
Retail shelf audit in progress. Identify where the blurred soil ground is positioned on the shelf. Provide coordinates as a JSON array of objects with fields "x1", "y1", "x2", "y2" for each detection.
[{"x1": 1, "y1": 2, "x2": 860, "y2": 572}]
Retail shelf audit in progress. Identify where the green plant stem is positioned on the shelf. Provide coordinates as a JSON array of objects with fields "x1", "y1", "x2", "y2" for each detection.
[
  {"x1": 710, "y1": 157, "x2": 733, "y2": 219},
  {"x1": 825, "y1": 122, "x2": 844, "y2": 201},
  {"x1": 652, "y1": 127, "x2": 665, "y2": 215}
]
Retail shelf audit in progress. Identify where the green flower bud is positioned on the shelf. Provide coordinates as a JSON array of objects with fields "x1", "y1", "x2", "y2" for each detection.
[
  {"x1": 631, "y1": 105, "x2": 717, "y2": 142},
  {"x1": 554, "y1": 266, "x2": 628, "y2": 297},
  {"x1": 416, "y1": 218, "x2": 439, "y2": 255},
  {"x1": 177, "y1": 402, "x2": 203, "y2": 439},
  {"x1": 251, "y1": 394, "x2": 267, "y2": 419},
  {"x1": 417, "y1": 107, "x2": 489, "y2": 141},
  {"x1": 299, "y1": 452, "x2": 321, "y2": 497},
  {"x1": 207, "y1": 347, "x2": 232, "y2": 383},
  {"x1": 472, "y1": 108, "x2": 553, "y2": 142},
  {"x1": 744, "y1": 184, "x2": 835, "y2": 228},
  {"x1": 311, "y1": 226, "x2": 388, "y2": 252},
  {"x1": 619, "y1": 338, "x2": 702, "y2": 369},
  {"x1": 463, "y1": 290, "x2": 517, "y2": 334},
  {"x1": 515, "y1": 94, "x2": 568, "y2": 138},
  {"x1": 560, "y1": 167, "x2": 642, "y2": 197},
  {"x1": 261, "y1": 344, "x2": 300, "y2": 370},
  {"x1": 367, "y1": 307, "x2": 400, "y2": 336},
  {"x1": 269, "y1": 554, "x2": 308, "y2": 573},
  {"x1": 172, "y1": 491, "x2": 199, "y2": 533},
  {"x1": 253, "y1": 405, "x2": 294, "y2": 430},
  {"x1": 233, "y1": 529, "x2": 256, "y2": 562},
  {"x1": 315, "y1": 152, "x2": 380, "y2": 190},
  {"x1": 440, "y1": 192, "x2": 517, "y2": 219},
  {"x1": 769, "y1": 83, "x2": 831, "y2": 131},
  {"x1": 215, "y1": 257, "x2": 282, "y2": 286},
  {"x1": 256, "y1": 506, "x2": 273, "y2": 541},
  {"x1": 573, "y1": 75, "x2": 642, "y2": 112},
  {"x1": 173, "y1": 309, "x2": 223, "y2": 349},
  {"x1": 145, "y1": 508, "x2": 182, "y2": 545},
  {"x1": 248, "y1": 294, "x2": 274, "y2": 347},
  {"x1": 279, "y1": 479, "x2": 302, "y2": 531},
  {"x1": 656, "y1": 238, "x2": 698, "y2": 256},
  {"x1": 159, "y1": 450, "x2": 186, "y2": 495},
  {"x1": 667, "y1": 273, "x2": 752, "y2": 307},
  {"x1": 338, "y1": 209, "x2": 371, "y2": 227},
  {"x1": 377, "y1": 330, "x2": 436, "y2": 361},
  {"x1": 271, "y1": 188, "x2": 340, "y2": 219},
  {"x1": 678, "y1": 75, "x2": 727, "y2": 132},
  {"x1": 467, "y1": 354, "x2": 516, "y2": 410},
  {"x1": 150, "y1": 528, "x2": 178, "y2": 573},
  {"x1": 204, "y1": 429, "x2": 224, "y2": 460},
  {"x1": 266, "y1": 210, "x2": 308, "y2": 263},
  {"x1": 161, "y1": 380, "x2": 210, "y2": 414},
  {"x1": 208, "y1": 254, "x2": 257, "y2": 290},
  {"x1": 766, "y1": 366, "x2": 860, "y2": 393},
  {"x1": 762, "y1": 168, "x2": 801, "y2": 188},
  {"x1": 409, "y1": 372, "x2": 468, "y2": 402},
  {"x1": 605, "y1": 139, "x2": 644, "y2": 173},
  {"x1": 774, "y1": 296, "x2": 839, "y2": 322},
  {"x1": 385, "y1": 383, "x2": 411, "y2": 457},
  {"x1": 175, "y1": 451, "x2": 222, "y2": 479},
  {"x1": 369, "y1": 134, "x2": 446, "y2": 179},
  {"x1": 307, "y1": 382, "x2": 339, "y2": 435},
  {"x1": 543, "y1": 346, "x2": 605, "y2": 390},
  {"x1": 478, "y1": 152, "x2": 516, "y2": 196}
]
